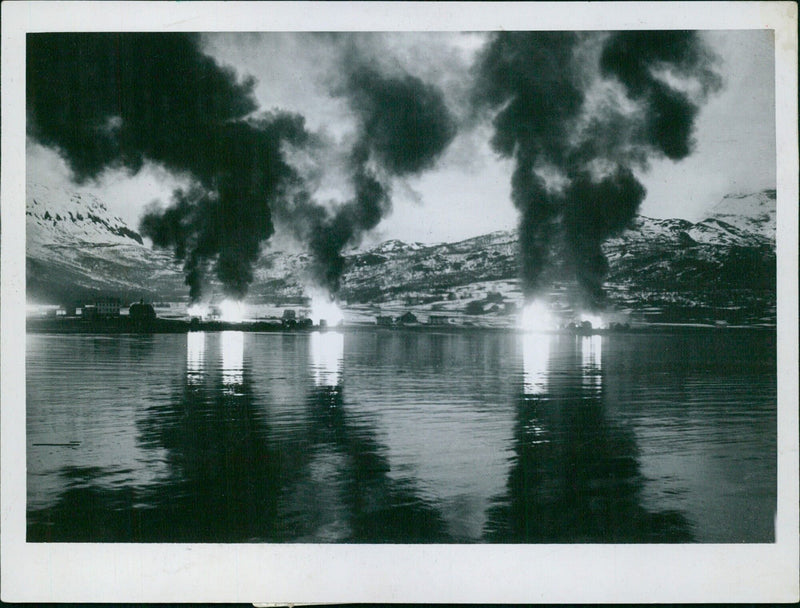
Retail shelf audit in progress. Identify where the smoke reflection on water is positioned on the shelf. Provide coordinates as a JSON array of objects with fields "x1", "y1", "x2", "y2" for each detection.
[
  {"x1": 485, "y1": 332, "x2": 693, "y2": 543},
  {"x1": 26, "y1": 331, "x2": 776, "y2": 543},
  {"x1": 298, "y1": 333, "x2": 451, "y2": 543}
]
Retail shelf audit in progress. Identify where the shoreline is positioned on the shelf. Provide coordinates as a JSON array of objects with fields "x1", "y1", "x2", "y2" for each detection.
[{"x1": 26, "y1": 317, "x2": 776, "y2": 336}]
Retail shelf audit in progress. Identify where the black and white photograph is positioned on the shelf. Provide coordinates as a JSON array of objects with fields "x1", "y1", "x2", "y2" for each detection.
[{"x1": 2, "y1": 1, "x2": 797, "y2": 603}]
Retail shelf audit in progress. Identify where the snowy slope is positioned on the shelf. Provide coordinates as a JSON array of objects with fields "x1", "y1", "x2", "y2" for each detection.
[
  {"x1": 27, "y1": 181, "x2": 144, "y2": 250},
  {"x1": 26, "y1": 181, "x2": 185, "y2": 302},
  {"x1": 703, "y1": 190, "x2": 776, "y2": 240},
  {"x1": 685, "y1": 217, "x2": 767, "y2": 246}
]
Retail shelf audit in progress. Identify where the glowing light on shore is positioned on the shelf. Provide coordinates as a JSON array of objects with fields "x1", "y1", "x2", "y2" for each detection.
[
  {"x1": 519, "y1": 300, "x2": 557, "y2": 332},
  {"x1": 309, "y1": 290, "x2": 344, "y2": 326},
  {"x1": 580, "y1": 312, "x2": 604, "y2": 329},
  {"x1": 310, "y1": 330, "x2": 344, "y2": 386},
  {"x1": 187, "y1": 303, "x2": 208, "y2": 318},
  {"x1": 219, "y1": 299, "x2": 245, "y2": 323}
]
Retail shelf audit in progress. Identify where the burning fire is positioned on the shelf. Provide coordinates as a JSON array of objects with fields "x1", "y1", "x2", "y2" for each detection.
[
  {"x1": 519, "y1": 300, "x2": 557, "y2": 332},
  {"x1": 309, "y1": 290, "x2": 344, "y2": 326},
  {"x1": 187, "y1": 303, "x2": 208, "y2": 318},
  {"x1": 219, "y1": 299, "x2": 245, "y2": 323},
  {"x1": 579, "y1": 312, "x2": 604, "y2": 329},
  {"x1": 187, "y1": 300, "x2": 246, "y2": 322}
]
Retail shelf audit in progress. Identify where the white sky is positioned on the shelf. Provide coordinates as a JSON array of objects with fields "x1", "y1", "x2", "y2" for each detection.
[{"x1": 27, "y1": 30, "x2": 775, "y2": 246}]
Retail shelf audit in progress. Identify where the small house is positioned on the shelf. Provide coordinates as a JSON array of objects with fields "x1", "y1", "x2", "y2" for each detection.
[
  {"x1": 129, "y1": 301, "x2": 157, "y2": 321},
  {"x1": 375, "y1": 316, "x2": 394, "y2": 326},
  {"x1": 282, "y1": 309, "x2": 297, "y2": 328},
  {"x1": 397, "y1": 311, "x2": 418, "y2": 325}
]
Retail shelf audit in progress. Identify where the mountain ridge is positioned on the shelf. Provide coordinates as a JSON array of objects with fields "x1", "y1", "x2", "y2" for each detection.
[{"x1": 25, "y1": 182, "x2": 776, "y2": 326}]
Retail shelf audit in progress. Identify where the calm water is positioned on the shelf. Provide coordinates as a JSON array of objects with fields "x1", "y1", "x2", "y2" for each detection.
[{"x1": 27, "y1": 329, "x2": 776, "y2": 543}]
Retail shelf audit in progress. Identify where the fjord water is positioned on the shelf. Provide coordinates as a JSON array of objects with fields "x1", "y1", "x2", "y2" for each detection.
[{"x1": 27, "y1": 329, "x2": 776, "y2": 543}]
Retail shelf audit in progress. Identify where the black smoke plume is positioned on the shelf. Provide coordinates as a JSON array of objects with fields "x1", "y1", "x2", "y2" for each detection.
[
  {"x1": 600, "y1": 31, "x2": 722, "y2": 160},
  {"x1": 347, "y1": 67, "x2": 458, "y2": 175},
  {"x1": 28, "y1": 33, "x2": 455, "y2": 300},
  {"x1": 27, "y1": 33, "x2": 310, "y2": 299},
  {"x1": 284, "y1": 153, "x2": 392, "y2": 293},
  {"x1": 282, "y1": 66, "x2": 456, "y2": 293},
  {"x1": 474, "y1": 31, "x2": 720, "y2": 308}
]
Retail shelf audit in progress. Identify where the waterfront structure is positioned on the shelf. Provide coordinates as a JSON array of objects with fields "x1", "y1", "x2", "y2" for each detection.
[
  {"x1": 95, "y1": 297, "x2": 122, "y2": 317},
  {"x1": 129, "y1": 301, "x2": 157, "y2": 321},
  {"x1": 397, "y1": 312, "x2": 418, "y2": 325},
  {"x1": 427, "y1": 315, "x2": 451, "y2": 325}
]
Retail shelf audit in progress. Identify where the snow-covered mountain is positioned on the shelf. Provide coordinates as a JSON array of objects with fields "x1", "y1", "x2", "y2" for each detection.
[
  {"x1": 26, "y1": 181, "x2": 185, "y2": 303},
  {"x1": 27, "y1": 182, "x2": 143, "y2": 249},
  {"x1": 25, "y1": 182, "x2": 776, "y2": 325},
  {"x1": 704, "y1": 189, "x2": 776, "y2": 240}
]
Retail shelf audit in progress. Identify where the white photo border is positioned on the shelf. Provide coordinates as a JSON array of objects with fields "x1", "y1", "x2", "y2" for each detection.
[{"x1": 2, "y1": 1, "x2": 798, "y2": 603}]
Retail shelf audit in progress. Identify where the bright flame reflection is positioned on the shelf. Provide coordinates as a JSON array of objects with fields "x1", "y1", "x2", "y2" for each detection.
[
  {"x1": 187, "y1": 331, "x2": 206, "y2": 384},
  {"x1": 309, "y1": 290, "x2": 344, "y2": 326},
  {"x1": 522, "y1": 333, "x2": 550, "y2": 394},
  {"x1": 520, "y1": 300, "x2": 557, "y2": 332},
  {"x1": 221, "y1": 331, "x2": 244, "y2": 387},
  {"x1": 219, "y1": 299, "x2": 245, "y2": 323},
  {"x1": 580, "y1": 335, "x2": 603, "y2": 389},
  {"x1": 310, "y1": 331, "x2": 344, "y2": 386}
]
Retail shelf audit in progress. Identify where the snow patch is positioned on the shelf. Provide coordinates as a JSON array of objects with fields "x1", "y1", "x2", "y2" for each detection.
[{"x1": 703, "y1": 189, "x2": 776, "y2": 240}]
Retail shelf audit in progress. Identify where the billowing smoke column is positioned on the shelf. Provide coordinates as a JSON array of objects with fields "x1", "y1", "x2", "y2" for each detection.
[
  {"x1": 474, "y1": 31, "x2": 721, "y2": 308},
  {"x1": 27, "y1": 33, "x2": 309, "y2": 300},
  {"x1": 284, "y1": 66, "x2": 456, "y2": 292},
  {"x1": 135, "y1": 113, "x2": 308, "y2": 299},
  {"x1": 27, "y1": 33, "x2": 455, "y2": 300}
]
